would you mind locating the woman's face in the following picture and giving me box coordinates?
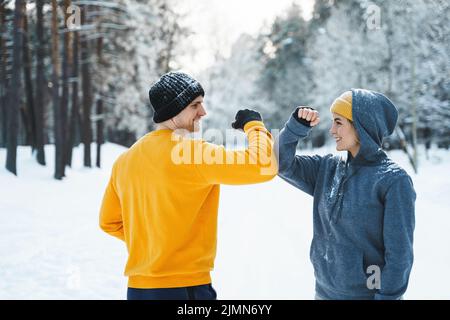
[329,113,360,157]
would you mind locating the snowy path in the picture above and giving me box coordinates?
[0,144,449,299]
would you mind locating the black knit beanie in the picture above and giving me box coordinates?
[149,71,205,123]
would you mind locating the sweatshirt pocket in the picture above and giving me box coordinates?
[310,237,367,292]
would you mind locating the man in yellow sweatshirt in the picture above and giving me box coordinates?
[99,71,277,300]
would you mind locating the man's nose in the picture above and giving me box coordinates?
[199,105,207,116]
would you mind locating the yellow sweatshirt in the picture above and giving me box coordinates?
[99,121,277,288]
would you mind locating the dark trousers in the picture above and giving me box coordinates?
[127,283,217,300]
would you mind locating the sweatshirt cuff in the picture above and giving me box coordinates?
[285,113,312,137]
[244,120,266,132]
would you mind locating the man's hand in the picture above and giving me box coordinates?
[294,107,320,127]
[232,109,263,130]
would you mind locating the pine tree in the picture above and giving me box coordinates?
[60,0,72,171]
[80,5,92,167]
[22,8,37,151]
[5,0,25,175]
[0,1,8,148]
[51,0,64,179]
[66,29,80,167]
[257,3,313,129]
[34,0,46,165]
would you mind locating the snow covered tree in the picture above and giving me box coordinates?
[306,0,449,163]
[200,34,275,132]
[257,3,314,130]
[410,0,450,148]
[99,0,191,146]
[307,1,376,146]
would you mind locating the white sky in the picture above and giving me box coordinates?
[176,0,315,74]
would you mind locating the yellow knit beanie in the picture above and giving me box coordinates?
[330,91,353,121]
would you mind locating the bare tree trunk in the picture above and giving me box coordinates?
[385,30,394,98]
[395,126,418,173]
[52,0,64,179]
[81,6,92,167]
[410,29,418,173]
[35,0,46,165]
[0,2,7,148]
[95,25,104,168]
[96,99,104,168]
[67,30,80,167]
[19,105,32,145]
[22,10,36,150]
[60,0,72,168]
[6,0,24,175]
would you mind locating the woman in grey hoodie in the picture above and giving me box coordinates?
[276,89,416,300]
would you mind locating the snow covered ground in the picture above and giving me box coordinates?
[0,143,449,299]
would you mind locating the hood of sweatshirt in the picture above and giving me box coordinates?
[350,89,398,165]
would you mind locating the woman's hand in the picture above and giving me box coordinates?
[297,107,320,127]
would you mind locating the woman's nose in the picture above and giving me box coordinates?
[329,125,335,135]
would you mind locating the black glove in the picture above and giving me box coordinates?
[293,106,315,127]
[231,109,263,130]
